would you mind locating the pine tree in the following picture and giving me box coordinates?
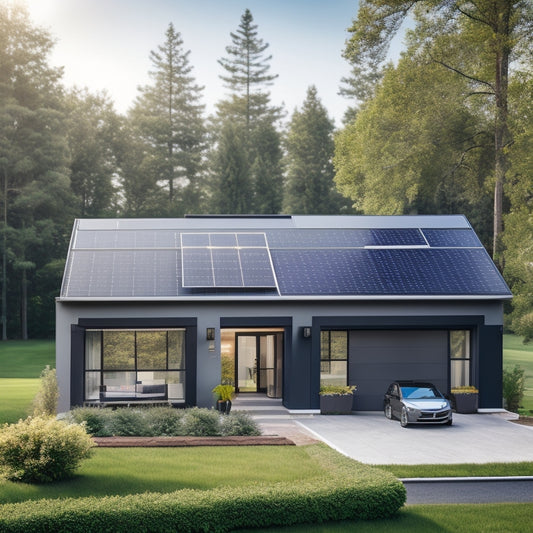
[217,8,279,135]
[0,2,74,339]
[284,87,345,214]
[130,23,206,216]
[209,121,252,214]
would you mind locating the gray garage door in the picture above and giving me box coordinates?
[349,330,448,411]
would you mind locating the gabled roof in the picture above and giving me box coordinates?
[59,215,512,301]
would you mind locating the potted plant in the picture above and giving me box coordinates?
[450,386,479,413]
[212,384,235,414]
[319,385,356,414]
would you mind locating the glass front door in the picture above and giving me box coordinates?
[236,333,282,397]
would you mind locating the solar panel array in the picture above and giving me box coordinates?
[180,233,277,288]
[61,222,511,298]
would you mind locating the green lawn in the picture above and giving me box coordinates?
[0,446,327,504]
[0,340,55,424]
[503,334,533,411]
[238,503,533,532]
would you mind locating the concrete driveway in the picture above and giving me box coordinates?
[295,412,533,464]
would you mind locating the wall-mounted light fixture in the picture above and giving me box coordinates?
[206,328,215,341]
[302,327,312,338]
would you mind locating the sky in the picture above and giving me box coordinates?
[24,0,368,126]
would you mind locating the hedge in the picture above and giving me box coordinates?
[0,445,405,532]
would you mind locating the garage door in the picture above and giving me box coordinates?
[348,330,448,411]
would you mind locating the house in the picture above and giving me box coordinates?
[56,214,511,413]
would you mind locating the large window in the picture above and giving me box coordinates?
[320,330,348,387]
[450,330,471,388]
[85,329,186,402]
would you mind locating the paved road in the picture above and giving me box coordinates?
[404,478,533,504]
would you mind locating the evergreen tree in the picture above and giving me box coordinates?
[217,8,279,135]
[65,89,120,217]
[0,2,74,339]
[284,87,345,214]
[209,121,251,214]
[213,9,283,214]
[130,23,206,216]
[251,121,284,214]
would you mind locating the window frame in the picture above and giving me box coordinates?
[84,328,186,403]
[320,329,349,387]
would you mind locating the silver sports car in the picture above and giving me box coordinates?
[384,381,453,427]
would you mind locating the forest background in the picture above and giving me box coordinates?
[0,1,531,341]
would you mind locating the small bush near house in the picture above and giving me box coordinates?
[108,408,151,437]
[0,417,94,483]
[67,408,112,437]
[181,407,221,436]
[31,366,59,418]
[503,364,525,412]
[220,410,261,436]
[0,445,406,532]
[66,406,261,437]
[146,406,185,436]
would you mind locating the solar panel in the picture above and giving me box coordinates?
[180,232,276,288]
[63,220,510,299]
[265,229,426,248]
[271,248,509,296]
[74,230,178,249]
[62,250,181,297]
[422,229,482,248]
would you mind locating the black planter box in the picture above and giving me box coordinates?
[451,393,478,414]
[320,394,354,415]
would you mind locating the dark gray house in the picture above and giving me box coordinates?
[56,215,511,414]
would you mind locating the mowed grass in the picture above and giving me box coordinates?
[375,462,533,478]
[0,445,327,504]
[238,503,533,533]
[0,340,54,424]
[503,334,533,411]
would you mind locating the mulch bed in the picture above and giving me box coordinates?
[93,436,295,447]
[512,416,533,427]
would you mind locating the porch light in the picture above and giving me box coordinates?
[303,327,312,338]
[206,327,215,341]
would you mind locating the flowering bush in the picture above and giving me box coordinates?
[0,416,94,483]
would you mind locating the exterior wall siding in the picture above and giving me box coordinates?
[56,299,504,413]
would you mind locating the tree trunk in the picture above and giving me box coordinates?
[491,3,512,267]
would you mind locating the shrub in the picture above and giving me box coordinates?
[0,445,406,531]
[31,366,59,417]
[145,407,184,436]
[221,411,261,436]
[108,409,150,437]
[0,417,94,483]
[181,407,221,436]
[66,408,112,437]
[65,406,261,437]
[503,364,526,412]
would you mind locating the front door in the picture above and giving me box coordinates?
[236,333,282,397]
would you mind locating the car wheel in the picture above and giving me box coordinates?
[384,403,393,420]
[446,418,453,426]
[400,407,409,428]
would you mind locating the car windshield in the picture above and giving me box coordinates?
[400,386,441,399]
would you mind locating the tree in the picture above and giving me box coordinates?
[502,72,533,340]
[334,52,493,242]
[217,8,279,136]
[0,2,73,339]
[251,121,284,214]
[284,87,346,215]
[342,0,532,261]
[209,121,251,214]
[130,23,206,216]
[65,89,120,217]
[213,9,283,214]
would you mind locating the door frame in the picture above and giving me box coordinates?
[234,331,283,394]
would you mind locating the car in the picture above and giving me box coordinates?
[384,381,453,427]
